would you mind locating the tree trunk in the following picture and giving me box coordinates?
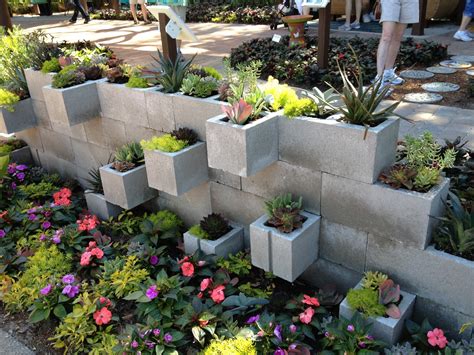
[0,0,13,31]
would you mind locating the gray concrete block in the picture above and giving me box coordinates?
[145,89,175,132]
[242,160,322,214]
[321,173,450,249]
[250,211,320,282]
[209,168,241,190]
[31,99,51,129]
[15,127,43,152]
[37,152,77,179]
[97,81,152,126]
[279,116,400,184]
[38,128,74,162]
[43,80,102,126]
[173,94,224,141]
[85,191,123,221]
[125,124,161,143]
[144,141,209,196]
[0,98,37,134]
[319,219,368,273]
[210,182,265,247]
[206,114,279,177]
[24,68,54,102]
[72,139,114,171]
[50,119,88,142]
[9,146,33,166]
[184,223,244,258]
[366,235,474,316]
[100,163,158,210]
[100,117,128,150]
[339,279,416,345]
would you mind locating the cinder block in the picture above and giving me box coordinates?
[38,128,74,162]
[209,168,241,190]
[15,127,44,152]
[31,99,51,129]
[9,146,33,166]
[24,68,54,102]
[97,81,152,126]
[125,124,161,143]
[37,152,77,179]
[279,116,400,184]
[206,114,279,177]
[173,94,224,140]
[43,80,102,126]
[72,139,113,171]
[100,163,158,210]
[339,279,416,345]
[50,119,88,142]
[145,89,175,132]
[184,222,244,258]
[85,191,123,221]
[321,173,449,249]
[366,235,474,317]
[0,98,37,134]
[83,117,127,150]
[144,141,209,196]
[242,160,322,214]
[319,219,368,273]
[250,211,320,282]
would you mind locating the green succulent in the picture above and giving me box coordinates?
[361,271,388,290]
[346,287,386,318]
[200,213,231,240]
[140,134,188,153]
[0,88,20,112]
[283,98,318,118]
[41,58,61,73]
[151,50,195,93]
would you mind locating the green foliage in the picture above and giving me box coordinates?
[86,166,104,194]
[406,132,453,171]
[264,193,304,233]
[151,50,195,93]
[189,224,210,239]
[200,213,231,240]
[361,271,388,290]
[216,251,252,276]
[18,181,57,199]
[238,282,272,299]
[3,245,72,312]
[113,142,144,171]
[203,66,223,80]
[140,134,188,153]
[102,211,143,237]
[52,66,86,89]
[41,58,61,73]
[304,87,339,117]
[171,127,199,146]
[0,88,20,112]
[346,288,386,318]
[262,76,298,112]
[125,76,148,88]
[283,97,317,118]
[180,73,218,98]
[201,337,257,355]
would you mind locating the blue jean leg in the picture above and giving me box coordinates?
[465,0,474,18]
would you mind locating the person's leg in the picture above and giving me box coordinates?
[141,3,150,23]
[354,0,362,24]
[384,22,407,70]
[70,2,79,22]
[376,21,396,77]
[130,3,138,23]
[459,15,472,31]
[339,0,352,30]
[72,0,89,20]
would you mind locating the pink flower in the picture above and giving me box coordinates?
[146,285,159,300]
[40,284,53,296]
[90,247,104,259]
[80,251,92,266]
[427,328,448,349]
[93,307,112,325]
[181,262,194,277]
[210,285,226,304]
[200,278,212,291]
[302,294,320,307]
[299,307,315,324]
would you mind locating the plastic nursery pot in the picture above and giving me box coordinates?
[282,15,313,47]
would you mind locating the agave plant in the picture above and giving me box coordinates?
[112,142,144,172]
[222,99,253,125]
[147,50,195,93]
[303,87,339,118]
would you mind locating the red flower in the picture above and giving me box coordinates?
[338,53,345,60]
[77,214,100,232]
[80,251,92,266]
[210,285,226,304]
[181,262,194,277]
[91,247,104,259]
[302,294,320,307]
[99,297,112,307]
[53,188,72,206]
[93,307,112,325]
[178,256,190,264]
[299,307,315,324]
[200,278,213,291]
[427,328,448,349]
[197,292,204,299]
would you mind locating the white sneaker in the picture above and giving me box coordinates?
[383,68,405,85]
[350,21,361,29]
[453,31,473,42]
[362,13,371,23]
[338,23,351,31]
[369,12,377,21]
[468,31,474,38]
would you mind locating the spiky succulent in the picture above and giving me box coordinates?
[362,271,388,290]
[171,128,198,146]
[149,50,195,93]
[265,194,304,233]
[112,142,144,172]
[200,213,231,240]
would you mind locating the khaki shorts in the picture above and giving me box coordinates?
[380,0,419,24]
[130,0,146,5]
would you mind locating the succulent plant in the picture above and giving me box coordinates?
[379,279,401,319]
[112,142,144,172]
[200,213,231,240]
[304,87,339,118]
[265,194,304,233]
[218,81,232,101]
[222,99,253,125]
[78,65,103,81]
[362,271,388,290]
[111,161,136,173]
[148,50,195,93]
[58,56,74,68]
[171,128,198,146]
[379,164,417,190]
[51,69,86,89]
[106,66,128,84]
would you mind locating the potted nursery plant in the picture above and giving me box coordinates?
[84,164,122,220]
[250,193,320,282]
[141,128,208,196]
[279,59,401,184]
[0,87,36,134]
[0,138,33,165]
[339,271,416,345]
[99,142,158,209]
[183,213,244,257]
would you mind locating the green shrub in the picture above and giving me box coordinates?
[147,210,183,232]
[263,76,298,111]
[189,224,210,239]
[140,134,188,153]
[346,288,386,318]
[0,88,20,112]
[125,76,148,88]
[283,98,317,118]
[216,251,252,276]
[201,338,256,355]
[41,58,61,73]
[18,181,57,199]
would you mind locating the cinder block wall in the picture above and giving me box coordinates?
[16,87,474,339]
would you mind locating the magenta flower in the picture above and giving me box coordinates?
[52,235,61,244]
[153,328,161,336]
[347,324,355,332]
[358,341,366,348]
[28,214,37,221]
[164,333,173,343]
[366,334,374,340]
[16,165,27,171]
[16,172,25,181]
[274,324,282,342]
[62,274,75,284]
[324,331,330,337]
[7,165,15,174]
[149,255,159,265]
[40,284,53,296]
[131,340,138,348]
[274,349,285,355]
[146,285,159,300]
[62,285,80,298]
[39,234,47,241]
[145,340,155,349]
[0,229,5,238]
[42,221,51,230]
[289,324,297,333]
[11,182,16,190]
[246,314,260,324]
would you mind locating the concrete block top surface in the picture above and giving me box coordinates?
[207,113,278,131]
[375,177,450,201]
[144,141,205,157]
[44,78,106,92]
[100,162,146,176]
[252,210,321,240]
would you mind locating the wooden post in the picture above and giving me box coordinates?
[454,0,466,25]
[158,13,177,63]
[0,0,13,31]
[113,0,121,14]
[411,0,427,36]
[318,2,331,69]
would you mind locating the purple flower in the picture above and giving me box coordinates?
[274,324,282,342]
[7,165,15,175]
[42,221,51,230]
[16,172,25,181]
[40,284,53,295]
[246,314,260,324]
[149,255,159,266]
[16,165,27,171]
[274,349,285,355]
[153,328,161,336]
[145,340,155,349]
[62,274,75,284]
[39,234,47,241]
[146,285,159,300]
[358,341,366,348]
[289,344,297,350]
[62,284,80,298]
[11,182,16,190]
[289,324,297,333]
[52,235,61,244]
[27,208,36,214]
[324,331,330,338]
[0,229,5,239]
[28,214,37,221]
[131,340,138,348]
[366,334,374,341]
[164,333,173,343]
[347,324,355,332]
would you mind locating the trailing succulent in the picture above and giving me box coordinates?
[112,142,144,172]
[264,193,304,233]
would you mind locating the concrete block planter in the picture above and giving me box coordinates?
[184,222,244,257]
[97,81,153,126]
[322,173,450,249]
[144,141,209,196]
[206,114,279,177]
[250,211,320,282]
[85,190,123,220]
[24,68,55,102]
[43,79,103,126]
[99,163,158,210]
[0,98,37,134]
[339,280,416,345]
[279,116,400,184]
[145,88,176,132]
[9,146,33,165]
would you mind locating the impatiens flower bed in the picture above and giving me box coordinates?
[0,162,472,354]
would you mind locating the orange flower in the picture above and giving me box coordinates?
[181,262,194,277]
[302,294,320,307]
[93,307,112,325]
